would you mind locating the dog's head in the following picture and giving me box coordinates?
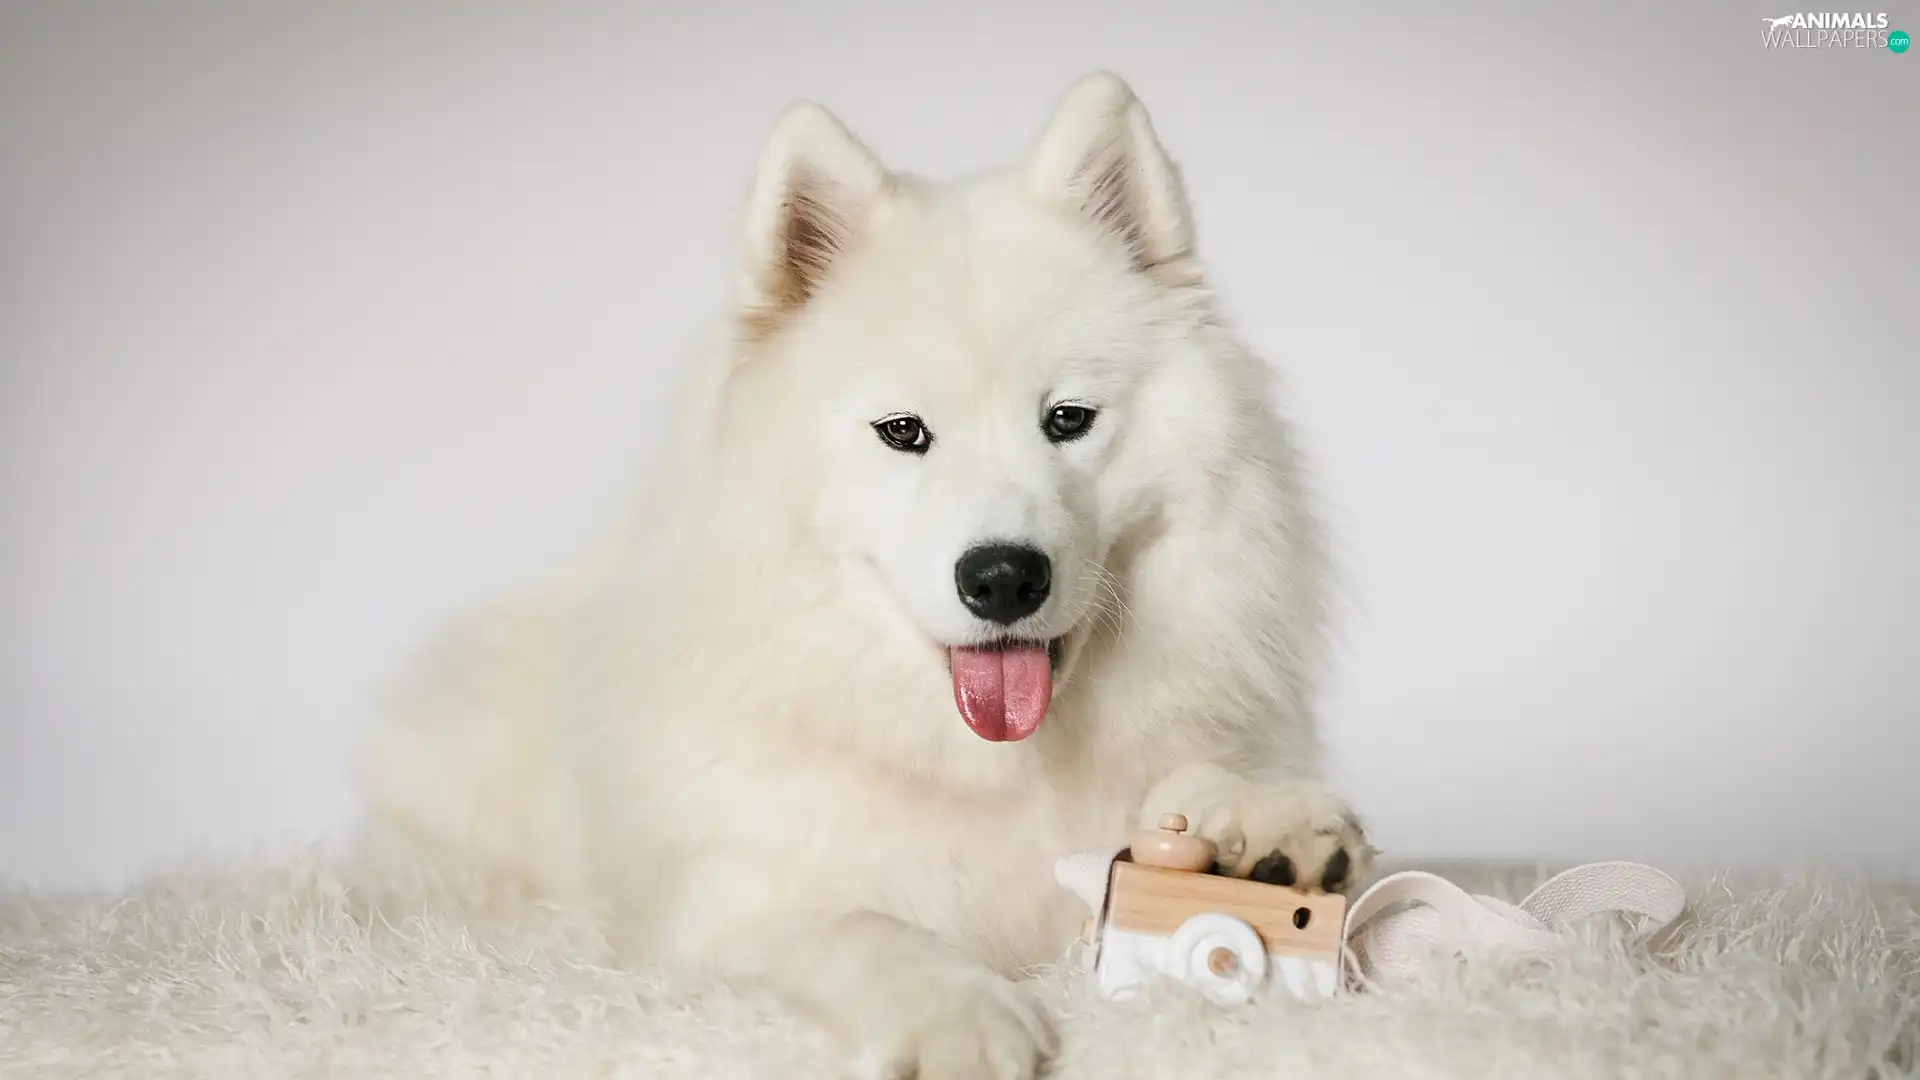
[708,73,1256,746]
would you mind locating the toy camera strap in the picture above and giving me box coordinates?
[1340,861,1688,990]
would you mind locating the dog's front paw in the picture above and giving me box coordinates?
[858,964,1053,1080]
[1156,777,1374,895]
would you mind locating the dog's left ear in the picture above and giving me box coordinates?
[1022,72,1196,279]
[733,101,892,339]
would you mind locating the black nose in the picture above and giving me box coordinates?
[955,543,1052,625]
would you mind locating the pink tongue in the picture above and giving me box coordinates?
[949,645,1052,742]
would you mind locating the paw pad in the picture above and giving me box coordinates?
[1248,852,1297,886]
[1319,848,1352,893]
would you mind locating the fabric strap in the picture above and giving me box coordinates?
[1342,861,1688,989]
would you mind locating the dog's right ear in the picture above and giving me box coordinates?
[731,102,891,340]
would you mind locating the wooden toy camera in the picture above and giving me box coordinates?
[1054,814,1348,1005]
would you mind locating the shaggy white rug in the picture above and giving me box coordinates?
[1,849,1914,1080]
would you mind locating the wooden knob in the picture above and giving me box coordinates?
[1131,814,1217,872]
[1207,946,1239,977]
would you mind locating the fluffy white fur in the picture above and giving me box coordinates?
[350,71,1373,1078]
[3,852,1914,1079]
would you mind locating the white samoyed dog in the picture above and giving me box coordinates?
[354,71,1374,1080]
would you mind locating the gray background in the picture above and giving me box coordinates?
[3,2,1915,890]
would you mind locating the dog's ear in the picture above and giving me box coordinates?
[1022,72,1197,281]
[732,102,891,339]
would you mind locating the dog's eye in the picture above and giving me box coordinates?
[1044,404,1097,443]
[873,413,932,454]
